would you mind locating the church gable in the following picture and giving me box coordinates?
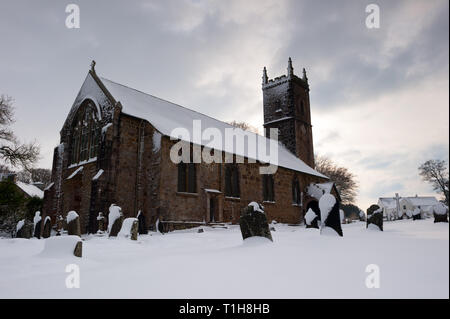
[61,69,117,143]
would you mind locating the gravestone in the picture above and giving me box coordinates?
[137,211,148,235]
[366,204,380,216]
[97,212,106,233]
[67,211,81,237]
[412,208,422,220]
[74,241,82,258]
[433,205,448,223]
[305,208,319,229]
[33,211,42,239]
[42,217,52,238]
[320,195,343,237]
[16,220,33,239]
[359,210,366,222]
[108,204,123,237]
[367,208,383,231]
[56,215,64,236]
[118,218,139,240]
[239,202,273,242]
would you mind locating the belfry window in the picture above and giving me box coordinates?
[70,101,100,165]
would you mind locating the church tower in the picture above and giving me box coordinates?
[262,58,315,168]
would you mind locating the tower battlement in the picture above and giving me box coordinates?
[262,58,315,168]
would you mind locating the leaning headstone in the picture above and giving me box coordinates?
[137,211,148,235]
[33,211,42,239]
[305,208,319,229]
[239,202,273,241]
[15,219,33,239]
[73,241,82,257]
[433,205,448,223]
[319,194,343,237]
[367,208,383,231]
[118,218,139,240]
[56,215,64,236]
[96,212,106,233]
[412,208,422,220]
[42,216,52,238]
[108,204,123,237]
[66,211,81,237]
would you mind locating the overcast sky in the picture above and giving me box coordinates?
[0,0,448,209]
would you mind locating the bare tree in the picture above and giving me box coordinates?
[315,155,358,204]
[418,159,449,205]
[227,120,260,134]
[0,95,39,170]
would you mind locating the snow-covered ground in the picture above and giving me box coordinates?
[0,219,448,299]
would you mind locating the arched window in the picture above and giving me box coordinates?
[225,164,240,198]
[263,174,275,202]
[70,101,100,165]
[292,177,301,205]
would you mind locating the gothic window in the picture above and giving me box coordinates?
[292,177,301,205]
[263,174,275,202]
[225,164,240,198]
[178,162,197,193]
[70,100,100,165]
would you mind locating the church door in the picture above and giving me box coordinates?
[210,198,216,222]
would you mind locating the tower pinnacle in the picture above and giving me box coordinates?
[302,67,308,82]
[287,57,294,77]
[262,67,268,85]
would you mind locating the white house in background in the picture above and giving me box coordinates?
[378,196,400,221]
[378,194,443,220]
[399,196,442,219]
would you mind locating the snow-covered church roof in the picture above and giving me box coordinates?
[98,76,327,179]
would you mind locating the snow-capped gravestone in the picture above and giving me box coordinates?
[433,205,448,223]
[96,212,106,233]
[108,204,123,237]
[305,208,319,229]
[40,236,82,258]
[359,210,366,222]
[405,210,413,219]
[66,211,81,237]
[137,211,148,235]
[366,207,383,231]
[33,211,42,239]
[239,202,273,242]
[118,218,139,240]
[15,219,33,239]
[56,215,64,236]
[319,194,343,237]
[412,208,422,220]
[42,216,52,238]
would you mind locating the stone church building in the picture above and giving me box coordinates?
[43,59,335,233]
